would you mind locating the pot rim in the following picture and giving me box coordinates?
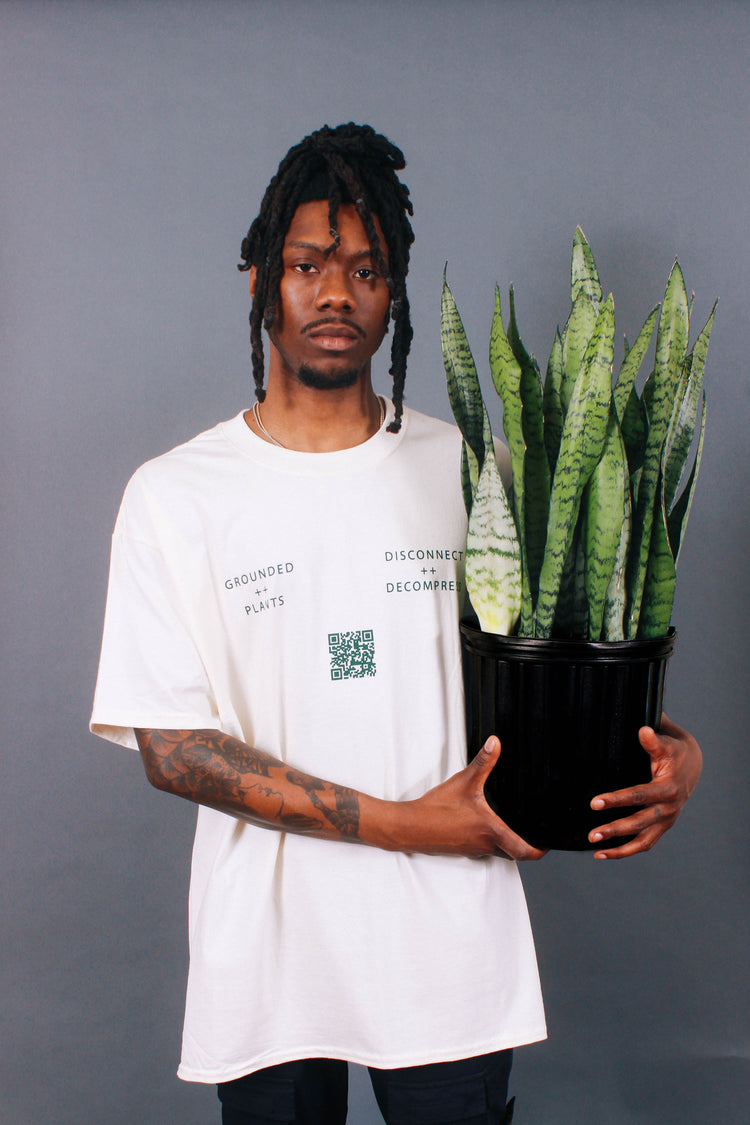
[459,617,677,663]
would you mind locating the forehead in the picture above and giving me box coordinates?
[284,199,387,254]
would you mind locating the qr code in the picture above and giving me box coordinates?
[328,630,376,681]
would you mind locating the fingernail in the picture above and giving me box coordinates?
[591,832,603,842]
[591,799,605,810]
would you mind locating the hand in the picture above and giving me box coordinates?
[587,715,702,859]
[383,736,547,861]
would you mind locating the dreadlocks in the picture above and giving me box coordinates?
[238,123,415,433]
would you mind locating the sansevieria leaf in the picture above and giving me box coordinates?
[584,405,628,640]
[543,329,564,474]
[441,274,492,512]
[506,286,550,612]
[442,230,714,643]
[490,286,550,632]
[639,479,677,638]
[602,449,632,642]
[561,290,598,414]
[619,384,649,479]
[625,261,690,637]
[554,517,588,638]
[662,301,716,513]
[571,226,602,308]
[465,451,522,635]
[612,305,660,424]
[667,392,706,564]
[535,295,615,637]
[489,287,526,590]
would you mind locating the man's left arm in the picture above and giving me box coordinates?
[586,715,702,859]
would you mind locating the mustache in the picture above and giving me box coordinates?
[301,317,366,339]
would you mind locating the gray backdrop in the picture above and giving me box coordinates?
[2,2,748,1122]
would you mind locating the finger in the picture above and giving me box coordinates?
[493,825,548,862]
[592,770,681,811]
[589,805,674,849]
[638,724,675,759]
[591,823,667,859]
[590,783,653,811]
[469,735,502,779]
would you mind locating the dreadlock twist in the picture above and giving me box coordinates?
[238,123,415,432]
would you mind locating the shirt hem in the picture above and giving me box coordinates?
[176,1024,548,1084]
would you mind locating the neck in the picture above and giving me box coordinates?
[245,374,385,452]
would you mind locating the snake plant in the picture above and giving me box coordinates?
[443,228,715,640]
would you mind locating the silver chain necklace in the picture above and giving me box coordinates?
[252,397,385,449]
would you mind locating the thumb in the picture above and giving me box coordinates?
[470,735,502,779]
[638,724,668,759]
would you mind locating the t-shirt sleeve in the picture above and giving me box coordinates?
[90,498,220,750]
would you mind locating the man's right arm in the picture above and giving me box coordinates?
[135,728,545,861]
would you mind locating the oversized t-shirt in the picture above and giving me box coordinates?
[91,401,546,1083]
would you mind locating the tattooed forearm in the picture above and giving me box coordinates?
[135,728,362,843]
[301,779,360,838]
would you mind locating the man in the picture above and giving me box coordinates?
[91,124,701,1124]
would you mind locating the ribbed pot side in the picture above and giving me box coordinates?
[460,620,676,851]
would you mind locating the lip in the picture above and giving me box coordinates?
[307,324,362,351]
[308,324,360,339]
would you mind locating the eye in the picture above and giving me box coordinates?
[354,267,378,280]
[293,261,318,274]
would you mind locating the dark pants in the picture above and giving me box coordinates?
[217,1050,514,1124]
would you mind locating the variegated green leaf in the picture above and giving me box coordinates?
[612,305,660,424]
[662,301,716,512]
[561,289,598,413]
[441,274,492,511]
[465,451,522,635]
[554,515,588,638]
[625,262,690,637]
[535,295,615,638]
[642,367,656,421]
[585,406,628,640]
[571,226,602,308]
[620,384,649,479]
[489,286,530,628]
[506,287,550,611]
[667,391,706,564]
[639,479,676,638]
[460,441,473,514]
[602,444,632,642]
[544,329,564,474]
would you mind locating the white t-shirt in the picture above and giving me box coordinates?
[91,401,546,1083]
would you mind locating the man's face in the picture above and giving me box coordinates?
[259,199,392,390]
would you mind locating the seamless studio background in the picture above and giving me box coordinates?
[2,2,749,1122]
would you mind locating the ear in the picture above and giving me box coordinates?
[248,265,257,299]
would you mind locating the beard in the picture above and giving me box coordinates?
[295,363,362,390]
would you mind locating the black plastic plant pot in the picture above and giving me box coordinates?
[460,619,676,851]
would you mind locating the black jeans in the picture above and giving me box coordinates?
[217,1049,514,1124]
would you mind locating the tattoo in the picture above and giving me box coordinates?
[135,728,361,842]
[283,768,359,837]
[286,768,325,791]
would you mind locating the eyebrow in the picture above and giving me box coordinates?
[285,240,376,262]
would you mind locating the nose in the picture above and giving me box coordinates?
[315,265,355,312]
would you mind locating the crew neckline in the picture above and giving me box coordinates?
[220,398,407,476]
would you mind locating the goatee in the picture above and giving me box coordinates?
[296,364,361,391]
